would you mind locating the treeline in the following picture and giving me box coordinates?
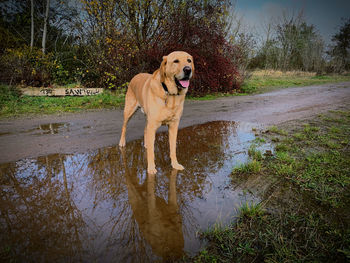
[0,0,349,96]
[248,12,350,73]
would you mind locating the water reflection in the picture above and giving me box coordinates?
[0,121,263,262]
[0,154,84,262]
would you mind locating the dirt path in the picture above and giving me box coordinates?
[1,82,349,164]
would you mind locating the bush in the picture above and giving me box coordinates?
[0,47,54,86]
[142,1,242,96]
[0,46,81,86]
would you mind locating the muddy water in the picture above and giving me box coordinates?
[0,121,271,262]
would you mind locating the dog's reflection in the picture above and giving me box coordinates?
[120,148,184,260]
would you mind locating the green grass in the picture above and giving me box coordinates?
[232,160,262,174]
[0,85,124,118]
[267,125,288,135]
[241,72,350,94]
[247,144,263,161]
[195,210,350,263]
[191,110,350,262]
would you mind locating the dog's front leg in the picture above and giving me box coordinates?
[146,121,160,174]
[169,121,184,170]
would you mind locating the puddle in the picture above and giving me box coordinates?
[0,123,72,136]
[30,122,70,135]
[0,121,272,262]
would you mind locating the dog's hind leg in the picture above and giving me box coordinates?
[119,89,138,147]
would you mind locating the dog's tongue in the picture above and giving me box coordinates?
[179,80,190,88]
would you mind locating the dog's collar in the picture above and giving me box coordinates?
[161,82,181,96]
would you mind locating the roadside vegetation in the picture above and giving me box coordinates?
[190,110,350,262]
[2,71,349,118]
[241,70,350,94]
[0,85,125,118]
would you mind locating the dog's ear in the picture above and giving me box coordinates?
[160,56,167,82]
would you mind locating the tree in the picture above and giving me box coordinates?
[328,18,350,72]
[42,0,50,54]
[250,10,325,72]
[30,0,34,50]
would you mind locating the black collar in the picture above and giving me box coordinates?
[162,82,181,96]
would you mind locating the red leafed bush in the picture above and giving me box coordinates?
[143,1,243,96]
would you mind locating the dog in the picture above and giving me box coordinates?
[119,51,194,174]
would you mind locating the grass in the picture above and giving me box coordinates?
[241,70,350,94]
[195,209,349,263]
[232,159,262,174]
[0,85,124,118]
[191,110,350,262]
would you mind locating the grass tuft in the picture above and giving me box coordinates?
[238,202,265,219]
[232,160,262,175]
[248,144,263,161]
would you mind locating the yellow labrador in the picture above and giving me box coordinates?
[119,51,194,174]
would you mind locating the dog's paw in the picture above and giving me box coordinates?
[119,140,126,147]
[172,162,184,171]
[147,166,157,174]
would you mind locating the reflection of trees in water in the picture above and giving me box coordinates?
[0,121,239,262]
[0,154,84,262]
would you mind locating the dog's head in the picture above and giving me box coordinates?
[159,51,194,95]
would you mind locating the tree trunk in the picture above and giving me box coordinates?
[30,0,34,50]
[42,0,50,54]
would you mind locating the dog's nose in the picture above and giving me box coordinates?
[183,66,191,76]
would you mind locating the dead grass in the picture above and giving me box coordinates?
[252,69,317,77]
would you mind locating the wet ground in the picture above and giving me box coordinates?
[1,83,350,262]
[0,82,349,163]
[1,121,272,262]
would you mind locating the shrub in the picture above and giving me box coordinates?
[0,47,59,86]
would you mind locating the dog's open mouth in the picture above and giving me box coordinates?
[175,77,190,89]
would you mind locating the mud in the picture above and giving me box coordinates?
[0,82,349,163]
[1,121,271,262]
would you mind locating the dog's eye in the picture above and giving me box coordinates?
[173,59,179,63]
[187,59,192,63]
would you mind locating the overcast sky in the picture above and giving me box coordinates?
[234,0,350,44]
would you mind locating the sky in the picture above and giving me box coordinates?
[234,0,350,44]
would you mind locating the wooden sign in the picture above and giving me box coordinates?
[20,87,104,96]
